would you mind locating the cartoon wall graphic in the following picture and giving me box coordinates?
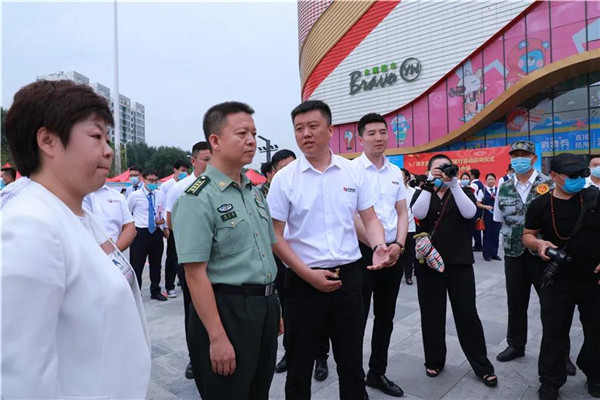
[449,61,487,122]
[391,114,410,145]
[506,38,550,86]
[343,130,354,150]
[572,18,600,53]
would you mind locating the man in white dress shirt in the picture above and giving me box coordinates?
[124,165,143,198]
[83,184,135,252]
[267,100,391,400]
[352,113,408,398]
[586,154,600,188]
[161,159,191,298]
[165,141,211,379]
[127,168,168,301]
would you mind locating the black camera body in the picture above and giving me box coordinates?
[438,163,459,178]
[542,248,573,288]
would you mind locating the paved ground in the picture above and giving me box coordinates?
[140,249,589,400]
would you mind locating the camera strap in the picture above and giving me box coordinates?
[431,191,452,238]
[560,187,599,252]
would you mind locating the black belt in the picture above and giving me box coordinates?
[212,283,276,296]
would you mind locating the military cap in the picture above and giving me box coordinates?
[509,140,535,155]
[550,153,590,177]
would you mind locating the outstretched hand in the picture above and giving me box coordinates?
[368,244,392,270]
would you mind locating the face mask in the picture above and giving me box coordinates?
[147,183,159,191]
[511,157,533,175]
[0,180,5,189]
[130,176,140,185]
[178,172,188,180]
[460,179,470,187]
[560,176,586,194]
[591,166,600,178]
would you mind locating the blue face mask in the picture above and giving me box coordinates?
[147,183,159,191]
[511,157,533,175]
[434,178,447,189]
[0,180,5,189]
[460,179,470,187]
[591,166,600,178]
[130,176,140,185]
[178,172,188,180]
[560,176,586,194]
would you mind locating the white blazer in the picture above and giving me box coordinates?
[1,181,151,399]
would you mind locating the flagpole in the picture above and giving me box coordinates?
[113,0,122,174]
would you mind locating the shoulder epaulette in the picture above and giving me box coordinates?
[185,176,210,196]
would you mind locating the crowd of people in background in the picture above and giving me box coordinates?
[2,79,600,400]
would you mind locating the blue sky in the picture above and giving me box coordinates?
[2,1,302,168]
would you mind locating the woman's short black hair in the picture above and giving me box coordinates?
[4,80,113,176]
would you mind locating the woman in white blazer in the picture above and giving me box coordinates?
[1,80,151,399]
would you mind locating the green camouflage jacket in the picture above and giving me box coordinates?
[497,172,553,257]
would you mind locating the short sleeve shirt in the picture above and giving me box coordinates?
[525,188,600,275]
[171,164,277,285]
[83,185,134,243]
[267,152,375,268]
[165,173,198,214]
[352,154,406,243]
[411,187,477,265]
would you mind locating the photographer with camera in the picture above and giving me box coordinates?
[411,154,497,387]
[523,153,600,400]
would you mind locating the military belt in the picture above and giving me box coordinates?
[212,283,276,296]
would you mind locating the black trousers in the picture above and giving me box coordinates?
[403,233,417,280]
[360,243,403,377]
[177,263,192,358]
[482,218,501,259]
[130,227,164,295]
[188,292,280,400]
[415,263,494,377]
[165,232,178,291]
[285,262,365,400]
[504,251,544,348]
[539,274,600,388]
[274,255,288,352]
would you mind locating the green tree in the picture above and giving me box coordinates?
[1,108,15,167]
[149,146,189,178]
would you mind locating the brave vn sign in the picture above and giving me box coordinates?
[349,58,421,96]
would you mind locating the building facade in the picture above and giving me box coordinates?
[299,0,600,159]
[37,71,146,144]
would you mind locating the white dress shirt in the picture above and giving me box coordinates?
[493,170,538,222]
[352,153,406,243]
[124,182,142,198]
[267,152,375,268]
[476,186,498,202]
[405,186,416,232]
[166,173,198,214]
[0,176,30,210]
[1,181,151,398]
[159,177,177,208]
[585,176,600,188]
[83,185,134,243]
[127,185,165,229]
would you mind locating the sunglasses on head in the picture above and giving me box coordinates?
[565,168,590,179]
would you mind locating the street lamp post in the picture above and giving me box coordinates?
[112,0,122,174]
[257,135,272,162]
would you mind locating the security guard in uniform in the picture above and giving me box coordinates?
[172,101,281,400]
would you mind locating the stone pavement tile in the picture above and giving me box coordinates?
[441,371,529,400]
[269,358,339,399]
[146,382,180,400]
[519,385,539,400]
[154,351,192,377]
[152,341,173,359]
[390,329,468,368]
[384,353,469,399]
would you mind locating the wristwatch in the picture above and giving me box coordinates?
[391,241,405,254]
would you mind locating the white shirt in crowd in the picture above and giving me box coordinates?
[493,170,538,222]
[470,179,482,196]
[124,182,142,198]
[166,173,198,214]
[352,153,406,243]
[127,185,165,229]
[267,151,375,268]
[83,185,134,243]
[405,185,416,232]
[0,176,30,210]
[159,176,177,208]
[476,186,498,202]
[585,176,600,188]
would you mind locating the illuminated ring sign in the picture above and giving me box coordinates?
[400,57,421,82]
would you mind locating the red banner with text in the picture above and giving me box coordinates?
[403,146,511,179]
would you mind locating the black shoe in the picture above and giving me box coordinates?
[366,373,404,397]
[406,278,413,285]
[491,256,502,261]
[185,362,194,379]
[484,256,492,262]
[588,381,600,398]
[275,353,287,373]
[496,345,525,362]
[151,292,168,301]
[565,355,576,376]
[314,358,328,381]
[473,246,483,252]
[538,384,558,400]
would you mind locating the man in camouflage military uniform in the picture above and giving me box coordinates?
[259,161,273,197]
[493,141,570,365]
[172,101,281,400]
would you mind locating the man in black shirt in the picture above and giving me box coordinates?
[411,154,497,387]
[523,153,600,400]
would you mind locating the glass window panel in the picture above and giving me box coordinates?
[553,88,589,112]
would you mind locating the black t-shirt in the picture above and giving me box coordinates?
[411,187,476,265]
[525,187,600,277]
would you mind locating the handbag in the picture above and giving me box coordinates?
[475,218,485,231]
